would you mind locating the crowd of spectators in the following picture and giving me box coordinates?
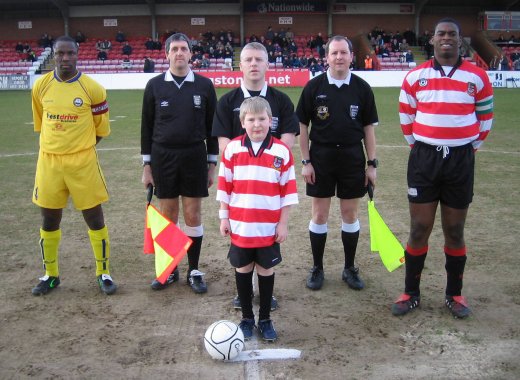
[14,41,38,62]
[493,34,520,71]
[494,34,520,44]
[92,31,137,60]
[96,38,112,60]
[514,57,520,71]
[368,27,418,56]
[37,33,54,50]
[144,37,162,51]
[154,28,237,69]
[490,53,520,71]
[189,29,235,68]
[22,25,520,73]
[246,27,328,70]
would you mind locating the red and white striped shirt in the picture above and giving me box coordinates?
[216,134,298,248]
[399,58,493,149]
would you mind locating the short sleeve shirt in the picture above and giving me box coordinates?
[212,82,299,140]
[296,71,378,145]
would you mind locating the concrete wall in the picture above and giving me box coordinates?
[0,3,482,42]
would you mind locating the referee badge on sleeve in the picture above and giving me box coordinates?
[193,95,202,109]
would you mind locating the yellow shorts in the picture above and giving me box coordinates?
[33,148,109,210]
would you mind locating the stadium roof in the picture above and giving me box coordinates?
[0,0,519,18]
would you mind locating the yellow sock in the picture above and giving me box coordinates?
[39,228,61,277]
[88,226,110,276]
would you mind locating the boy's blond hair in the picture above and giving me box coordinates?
[239,96,272,123]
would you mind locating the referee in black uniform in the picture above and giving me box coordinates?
[212,41,299,310]
[141,32,218,294]
[296,35,379,291]
[212,42,299,151]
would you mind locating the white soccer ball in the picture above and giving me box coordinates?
[204,320,245,361]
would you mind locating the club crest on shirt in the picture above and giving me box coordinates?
[350,105,359,119]
[419,78,428,87]
[467,82,476,96]
[193,95,202,108]
[316,105,329,120]
[272,156,283,171]
[73,97,83,107]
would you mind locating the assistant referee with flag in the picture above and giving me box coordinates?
[141,32,218,294]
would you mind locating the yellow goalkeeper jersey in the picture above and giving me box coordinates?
[32,70,110,154]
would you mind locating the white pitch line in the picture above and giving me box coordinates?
[1,145,518,159]
[98,147,139,152]
[0,146,139,158]
[231,348,302,362]
[244,336,260,380]
[0,152,37,158]
[378,144,520,155]
[245,355,260,380]
[240,334,301,380]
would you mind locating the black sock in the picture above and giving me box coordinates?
[258,273,275,321]
[310,231,327,269]
[236,271,254,319]
[342,230,359,269]
[187,236,202,273]
[404,251,427,297]
[445,254,467,296]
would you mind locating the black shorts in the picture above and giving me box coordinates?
[407,141,474,209]
[228,243,282,269]
[151,142,209,199]
[307,142,367,199]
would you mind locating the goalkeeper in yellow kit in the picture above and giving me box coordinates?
[31,36,117,295]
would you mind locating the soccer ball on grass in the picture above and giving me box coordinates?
[204,320,245,360]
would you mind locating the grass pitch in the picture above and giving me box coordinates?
[1,86,518,281]
[0,85,519,378]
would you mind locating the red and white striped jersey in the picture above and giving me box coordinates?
[399,58,493,149]
[217,134,298,248]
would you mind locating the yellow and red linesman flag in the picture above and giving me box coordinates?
[144,204,192,284]
[367,186,405,272]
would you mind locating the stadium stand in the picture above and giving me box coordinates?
[62,36,236,73]
[0,40,49,74]
[0,27,499,75]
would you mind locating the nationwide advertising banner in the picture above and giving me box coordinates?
[244,1,327,13]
